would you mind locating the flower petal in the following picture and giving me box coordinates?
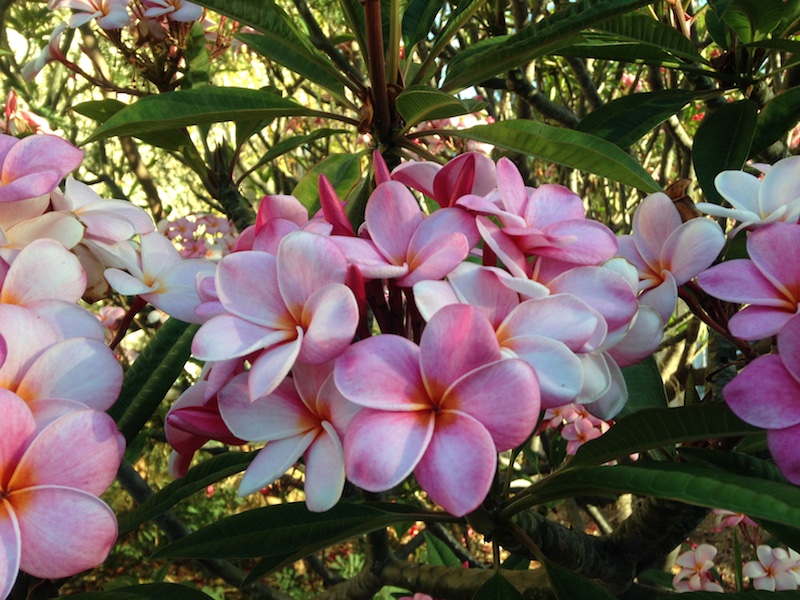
[0,500,21,600]
[365,182,423,265]
[304,422,345,512]
[299,283,358,364]
[768,422,800,485]
[238,431,317,496]
[724,355,800,429]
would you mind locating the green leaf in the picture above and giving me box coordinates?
[423,530,462,567]
[524,462,800,528]
[72,99,193,152]
[594,12,708,64]
[241,128,348,178]
[750,86,800,157]
[442,0,656,91]
[109,319,198,445]
[292,153,364,214]
[544,560,615,600]
[692,99,757,205]
[720,0,784,43]
[571,404,757,467]
[558,38,686,68]
[65,583,215,599]
[448,120,660,192]
[577,90,700,148]
[237,30,346,98]
[152,501,442,560]
[471,570,523,600]
[616,356,669,419]
[182,22,210,88]
[402,0,444,50]
[396,85,486,128]
[679,447,786,482]
[82,88,324,144]
[117,452,255,536]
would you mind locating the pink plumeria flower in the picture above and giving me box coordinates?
[743,545,800,591]
[142,0,202,22]
[723,313,800,484]
[0,393,124,599]
[698,222,800,339]
[105,231,216,324]
[22,23,68,81]
[712,509,757,529]
[52,0,130,29]
[698,156,800,236]
[672,544,724,593]
[335,304,540,517]
[218,361,359,512]
[618,192,725,323]
[191,231,359,400]
[333,181,478,288]
[0,134,83,204]
[561,416,609,455]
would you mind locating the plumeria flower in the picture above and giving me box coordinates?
[723,313,800,484]
[561,415,609,455]
[104,231,216,323]
[335,304,540,517]
[142,0,202,22]
[22,23,68,81]
[618,192,725,323]
[191,231,359,400]
[672,544,724,593]
[712,508,757,529]
[0,393,124,599]
[697,156,800,236]
[0,134,83,204]
[698,222,800,339]
[218,361,359,512]
[51,0,130,29]
[743,545,800,591]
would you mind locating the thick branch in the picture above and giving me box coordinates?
[564,56,603,110]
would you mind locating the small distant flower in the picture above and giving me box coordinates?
[142,0,202,22]
[22,23,67,81]
[561,416,609,455]
[673,544,724,593]
[743,545,800,591]
[713,509,757,529]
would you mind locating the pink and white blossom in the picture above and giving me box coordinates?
[743,545,800,591]
[672,544,724,593]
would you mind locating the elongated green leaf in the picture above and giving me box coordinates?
[396,86,486,128]
[679,447,786,482]
[524,462,800,527]
[110,319,198,445]
[545,560,615,600]
[721,0,784,43]
[572,405,757,466]
[442,0,656,91]
[423,530,462,567]
[616,356,669,418]
[152,501,443,559]
[66,583,214,599]
[558,38,682,66]
[750,86,800,157]
[692,100,757,205]
[402,0,444,50]
[237,30,346,97]
[292,152,364,213]
[117,452,255,536]
[577,90,700,148]
[83,88,324,144]
[241,127,348,178]
[448,120,660,192]
[472,570,523,600]
[72,99,194,152]
[594,12,707,64]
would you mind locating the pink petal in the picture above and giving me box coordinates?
[0,305,60,392]
[748,223,800,301]
[304,422,345,512]
[344,408,434,491]
[139,231,182,279]
[239,430,317,496]
[292,360,335,413]
[778,314,800,382]
[608,305,664,367]
[7,212,84,250]
[330,236,407,280]
[0,391,35,488]
[0,135,83,202]
[10,486,116,578]
[143,260,216,323]
[534,219,618,264]
[724,355,800,429]
[16,338,122,411]
[414,410,496,516]
[523,184,586,226]
[26,300,105,341]
[496,157,528,216]
[419,304,502,400]
[640,272,679,324]
[277,232,348,322]
[298,283,358,364]
[502,336,582,408]
[476,217,529,278]
[215,251,287,327]
[661,218,724,285]
[441,358,539,449]
[632,193,683,272]
[498,294,599,351]
[697,260,786,306]
[318,176,354,236]
[11,410,123,496]
[0,500,21,600]
[575,353,612,404]
[191,314,294,361]
[365,181,423,264]
[768,422,800,485]
[411,280,460,322]
[583,354,627,419]
[1,239,85,304]
[729,305,796,340]
[714,170,761,214]
[397,232,468,288]
[105,268,154,296]
[759,156,800,216]
[248,336,303,400]
[391,161,440,199]
[446,263,520,327]
[407,207,479,257]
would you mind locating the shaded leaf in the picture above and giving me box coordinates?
[117,452,255,536]
[442,0,656,91]
[577,90,700,148]
[109,319,198,445]
[720,0,784,43]
[572,404,757,467]
[472,570,523,600]
[396,86,486,128]
[750,86,800,157]
[423,530,462,568]
[545,559,615,600]
[448,120,660,192]
[402,0,444,50]
[616,355,669,418]
[83,88,324,144]
[292,153,364,214]
[692,99,757,205]
[595,12,708,63]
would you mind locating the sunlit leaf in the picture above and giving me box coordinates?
[402,0,444,50]
[692,99,757,205]
[396,86,486,128]
[240,128,348,180]
[594,12,708,63]
[447,120,660,192]
[292,152,364,214]
[182,22,210,88]
[572,405,757,467]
